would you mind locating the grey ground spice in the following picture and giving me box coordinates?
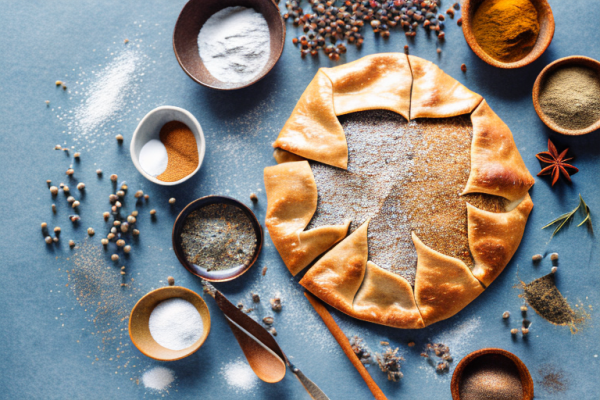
[537,364,569,394]
[180,203,257,271]
[459,354,523,400]
[524,273,575,325]
[539,66,600,130]
[308,111,506,285]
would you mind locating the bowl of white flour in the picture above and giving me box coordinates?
[173,0,285,90]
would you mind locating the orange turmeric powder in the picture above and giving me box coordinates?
[157,121,199,182]
[472,0,540,63]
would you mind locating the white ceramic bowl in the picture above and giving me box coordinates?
[130,106,206,186]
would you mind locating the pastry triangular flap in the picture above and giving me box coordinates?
[272,70,348,169]
[413,233,484,326]
[265,161,350,276]
[468,194,533,287]
[299,220,369,315]
[352,261,425,329]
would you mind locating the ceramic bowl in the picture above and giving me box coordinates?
[129,286,211,361]
[532,56,600,135]
[172,196,263,282]
[172,0,285,90]
[451,348,534,400]
[462,0,554,69]
[130,106,205,186]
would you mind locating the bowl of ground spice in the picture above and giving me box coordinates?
[131,106,205,185]
[172,196,263,282]
[173,0,285,90]
[462,0,554,69]
[451,348,534,400]
[533,56,600,135]
[129,285,211,361]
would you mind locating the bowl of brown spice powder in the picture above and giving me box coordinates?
[533,56,600,135]
[451,348,534,400]
[462,0,555,69]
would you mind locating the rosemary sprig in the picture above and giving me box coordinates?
[542,194,593,237]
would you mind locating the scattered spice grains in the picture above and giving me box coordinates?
[523,273,578,326]
[179,203,257,272]
[537,364,569,394]
[459,354,523,400]
[376,345,404,381]
[308,111,506,284]
[349,336,372,365]
[422,342,452,372]
[156,121,199,182]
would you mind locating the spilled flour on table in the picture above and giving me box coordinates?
[220,359,258,392]
[142,366,175,391]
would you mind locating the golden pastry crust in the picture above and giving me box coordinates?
[322,53,412,119]
[272,71,348,169]
[264,161,349,276]
[463,100,536,202]
[264,54,534,329]
[299,220,370,315]
[412,233,485,327]
[408,55,483,119]
[468,194,534,287]
[353,261,425,329]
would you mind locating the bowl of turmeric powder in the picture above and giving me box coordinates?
[131,106,206,186]
[462,0,555,69]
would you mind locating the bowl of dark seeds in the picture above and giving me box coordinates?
[172,196,263,282]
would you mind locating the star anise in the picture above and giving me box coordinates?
[536,139,578,186]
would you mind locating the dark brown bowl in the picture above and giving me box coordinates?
[462,0,554,69]
[173,0,285,90]
[172,195,263,282]
[533,56,600,135]
[451,348,534,400]
[129,286,211,361]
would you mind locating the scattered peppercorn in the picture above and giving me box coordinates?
[131,210,139,217]
[134,190,143,198]
[461,63,467,72]
[111,254,119,262]
[127,216,136,224]
[457,17,462,26]
[69,240,75,247]
[521,327,529,336]
[150,209,156,216]
[532,254,543,262]
[404,45,409,54]
[250,193,258,202]
[262,266,268,276]
[270,297,282,311]
[121,223,129,233]
[550,252,559,261]
[66,168,74,176]
[63,186,70,194]
[54,144,62,150]
[103,212,110,221]
[70,215,80,223]
[67,196,75,204]
[72,201,80,209]
[41,222,47,230]
[45,236,53,244]
[45,100,50,106]
[144,194,149,200]
[252,293,260,303]
[50,186,59,196]
[54,227,61,235]
[511,328,518,335]
[53,237,59,243]
[237,302,244,310]
[101,238,109,246]
[132,229,140,236]
[87,227,95,236]
[169,198,176,205]
[116,239,125,247]
[116,190,125,197]
[503,311,510,319]
[521,305,528,313]
[551,266,557,274]
[107,233,116,240]
[167,276,175,286]
[96,169,103,176]
[77,183,85,190]
[110,174,118,182]
[124,245,131,253]
[116,134,124,143]
[263,316,274,325]
[74,152,80,159]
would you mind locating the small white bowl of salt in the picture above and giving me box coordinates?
[130,106,205,186]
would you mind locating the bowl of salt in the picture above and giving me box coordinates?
[173,0,285,90]
[129,284,211,361]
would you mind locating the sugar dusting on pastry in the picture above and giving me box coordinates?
[308,110,507,285]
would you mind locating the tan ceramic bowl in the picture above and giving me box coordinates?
[533,56,600,135]
[462,0,554,69]
[129,286,211,361]
[173,0,285,90]
[451,348,534,400]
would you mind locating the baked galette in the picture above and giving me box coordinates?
[264,54,534,329]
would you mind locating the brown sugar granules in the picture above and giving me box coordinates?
[524,273,575,325]
[308,110,506,285]
[459,354,523,400]
[157,121,199,182]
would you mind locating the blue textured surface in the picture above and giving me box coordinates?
[1,1,599,399]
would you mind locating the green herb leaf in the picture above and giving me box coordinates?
[576,194,593,233]
[542,194,593,237]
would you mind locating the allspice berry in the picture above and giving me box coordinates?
[270,297,282,312]
[87,227,95,236]
[252,293,260,303]
[167,276,175,286]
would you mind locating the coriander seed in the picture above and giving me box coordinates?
[121,222,129,233]
[120,270,126,275]
[110,227,117,234]
[77,183,85,190]
[551,266,557,274]
[250,193,258,202]
[124,245,131,253]
[63,186,69,194]
[111,254,119,262]
[103,212,110,221]
[144,194,149,200]
[66,168,74,176]
[116,190,125,197]
[167,276,175,286]
[127,216,136,224]
[107,233,115,240]
[503,311,510,319]
[52,204,56,213]
[169,198,176,205]
[109,194,117,203]
[96,169,102,176]
[115,201,122,208]
[150,209,156,216]
[54,226,61,234]
[72,200,80,208]
[70,215,80,223]
[521,327,529,335]
[263,316,274,325]
[114,220,121,226]
[101,238,109,246]
[50,186,59,195]
[53,237,59,243]
[116,134,124,143]
[67,196,75,204]
[110,174,118,182]
[111,206,117,213]
[134,190,143,198]
[74,152,80,159]
[132,229,139,236]
[69,240,75,247]
[116,239,125,247]
[511,328,518,335]
[550,252,559,261]
[532,254,542,262]
[520,305,528,312]
[41,222,47,230]
[45,236,53,244]
[54,144,61,150]
[131,210,138,217]
[87,227,95,236]
[120,183,128,191]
